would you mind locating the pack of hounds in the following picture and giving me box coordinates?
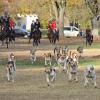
[6,45,97,88]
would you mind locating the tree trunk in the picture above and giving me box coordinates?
[51,0,66,36]
[58,8,65,36]
[91,17,99,36]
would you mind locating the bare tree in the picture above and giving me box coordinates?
[85,0,99,36]
[51,0,67,36]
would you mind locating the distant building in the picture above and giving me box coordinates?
[15,14,38,30]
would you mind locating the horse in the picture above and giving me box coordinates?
[47,28,59,44]
[0,21,15,48]
[86,33,93,46]
[29,29,41,46]
[0,25,9,47]
[85,27,93,46]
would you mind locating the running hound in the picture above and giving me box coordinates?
[45,66,56,86]
[67,52,78,82]
[8,52,16,72]
[30,49,37,63]
[44,53,52,66]
[77,46,83,57]
[54,46,61,61]
[6,61,15,82]
[62,45,69,55]
[57,55,67,72]
[84,65,97,87]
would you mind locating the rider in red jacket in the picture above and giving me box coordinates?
[9,17,14,29]
[51,20,57,30]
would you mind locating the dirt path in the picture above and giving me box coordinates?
[0,49,100,58]
[17,65,100,72]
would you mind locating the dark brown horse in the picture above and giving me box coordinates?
[47,28,59,44]
[29,29,42,46]
[86,34,93,46]
[0,17,15,48]
[85,27,93,46]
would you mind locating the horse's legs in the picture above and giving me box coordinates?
[6,38,9,48]
[86,40,87,46]
[89,40,92,46]
[29,38,31,43]
[9,38,12,44]
[1,40,4,46]
[54,38,57,44]
[35,38,38,46]
[32,38,35,46]
[86,38,88,46]
[57,35,59,42]
[53,35,57,44]
[38,38,41,44]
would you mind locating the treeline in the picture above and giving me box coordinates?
[0,0,100,29]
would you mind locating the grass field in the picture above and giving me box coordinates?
[0,55,100,68]
[0,37,100,100]
[0,67,100,100]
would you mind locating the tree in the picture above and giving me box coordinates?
[85,0,99,36]
[51,0,67,36]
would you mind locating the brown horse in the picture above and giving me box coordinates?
[29,29,41,46]
[47,28,59,44]
[86,33,93,46]
[85,27,93,46]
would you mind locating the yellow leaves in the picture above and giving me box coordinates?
[67,0,82,7]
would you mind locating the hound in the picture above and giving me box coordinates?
[62,45,69,55]
[6,61,15,82]
[67,53,78,82]
[57,55,67,72]
[77,46,83,57]
[8,52,16,72]
[84,65,97,87]
[72,52,79,64]
[45,66,56,86]
[44,53,52,66]
[54,46,61,61]
[30,49,37,63]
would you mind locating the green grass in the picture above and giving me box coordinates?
[0,59,44,68]
[79,58,100,67]
[64,42,100,50]
[0,57,100,69]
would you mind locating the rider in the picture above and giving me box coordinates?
[4,16,10,32]
[48,20,52,33]
[34,19,41,34]
[9,17,14,30]
[51,19,57,34]
[35,19,40,29]
[30,20,35,38]
[9,17,15,41]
